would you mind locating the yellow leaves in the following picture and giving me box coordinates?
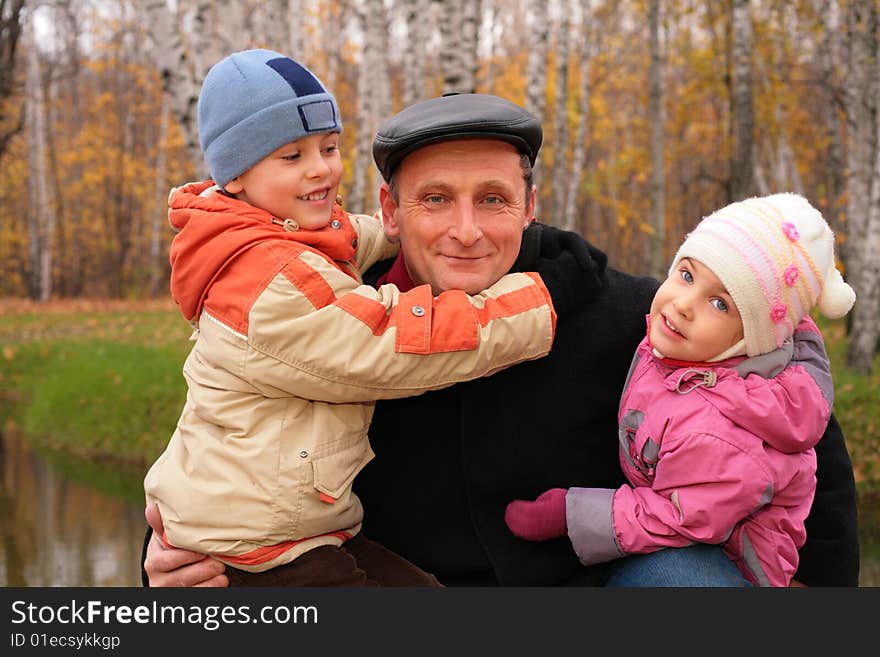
[3,345,14,361]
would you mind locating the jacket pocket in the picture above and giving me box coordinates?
[312,438,375,501]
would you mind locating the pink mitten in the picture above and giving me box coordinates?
[504,488,568,541]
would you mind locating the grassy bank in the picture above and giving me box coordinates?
[1,298,879,519]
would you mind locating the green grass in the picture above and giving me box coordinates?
[0,303,193,487]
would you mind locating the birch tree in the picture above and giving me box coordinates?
[550,3,571,225]
[730,0,754,201]
[436,0,479,93]
[845,0,880,372]
[843,0,876,300]
[144,0,244,177]
[0,0,25,159]
[402,0,430,105]
[815,0,845,233]
[648,0,666,279]
[562,2,591,233]
[348,0,388,214]
[25,3,53,301]
[525,1,550,209]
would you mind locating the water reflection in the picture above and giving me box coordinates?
[0,429,144,587]
[0,426,876,587]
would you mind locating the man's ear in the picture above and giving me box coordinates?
[525,185,537,226]
[379,183,401,241]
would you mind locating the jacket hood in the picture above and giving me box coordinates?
[167,181,357,322]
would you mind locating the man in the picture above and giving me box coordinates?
[144,93,859,587]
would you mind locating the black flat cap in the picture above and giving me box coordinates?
[372,93,543,182]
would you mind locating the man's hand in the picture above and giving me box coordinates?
[505,488,569,541]
[144,503,229,587]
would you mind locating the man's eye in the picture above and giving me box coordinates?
[425,195,445,204]
[711,298,729,313]
[482,195,504,204]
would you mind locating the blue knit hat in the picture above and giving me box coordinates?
[198,49,342,188]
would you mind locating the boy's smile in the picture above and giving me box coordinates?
[224,132,343,230]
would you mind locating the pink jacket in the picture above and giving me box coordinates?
[565,317,831,586]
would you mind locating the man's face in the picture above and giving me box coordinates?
[379,139,535,295]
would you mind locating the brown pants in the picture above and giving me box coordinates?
[224,533,443,587]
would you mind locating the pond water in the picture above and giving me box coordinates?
[0,429,145,586]
[0,428,876,587]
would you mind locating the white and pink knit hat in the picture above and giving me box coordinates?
[670,193,856,359]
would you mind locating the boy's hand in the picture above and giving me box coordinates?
[144,503,228,587]
[504,488,569,541]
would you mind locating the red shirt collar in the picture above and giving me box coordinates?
[377,252,417,292]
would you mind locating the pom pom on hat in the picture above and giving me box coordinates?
[670,193,855,358]
[818,265,857,319]
[198,49,342,188]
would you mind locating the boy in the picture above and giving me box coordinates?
[144,50,574,586]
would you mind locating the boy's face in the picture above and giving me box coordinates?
[649,257,744,363]
[224,132,343,230]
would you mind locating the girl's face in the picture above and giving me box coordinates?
[224,132,343,230]
[649,257,744,363]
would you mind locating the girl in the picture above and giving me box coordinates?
[504,193,856,587]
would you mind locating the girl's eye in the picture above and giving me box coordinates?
[711,298,729,313]
[324,144,338,154]
[680,269,694,284]
[283,153,301,161]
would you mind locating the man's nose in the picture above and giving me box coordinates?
[448,204,483,246]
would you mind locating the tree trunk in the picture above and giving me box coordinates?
[525,1,549,212]
[150,95,170,298]
[551,4,571,225]
[145,0,236,179]
[403,0,430,105]
[817,0,845,235]
[846,0,880,373]
[0,0,25,159]
[843,0,877,315]
[25,5,53,302]
[730,0,754,201]
[648,0,667,280]
[563,3,592,233]
[349,0,386,214]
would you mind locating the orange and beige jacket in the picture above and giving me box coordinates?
[144,181,557,572]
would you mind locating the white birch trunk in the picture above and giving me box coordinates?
[731,0,754,201]
[150,96,171,297]
[403,0,430,104]
[648,0,667,280]
[562,2,591,233]
[145,0,240,179]
[843,0,877,310]
[525,1,550,212]
[25,6,53,302]
[847,0,880,372]
[349,0,383,214]
[551,4,571,225]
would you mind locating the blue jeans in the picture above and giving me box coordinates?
[602,544,752,587]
